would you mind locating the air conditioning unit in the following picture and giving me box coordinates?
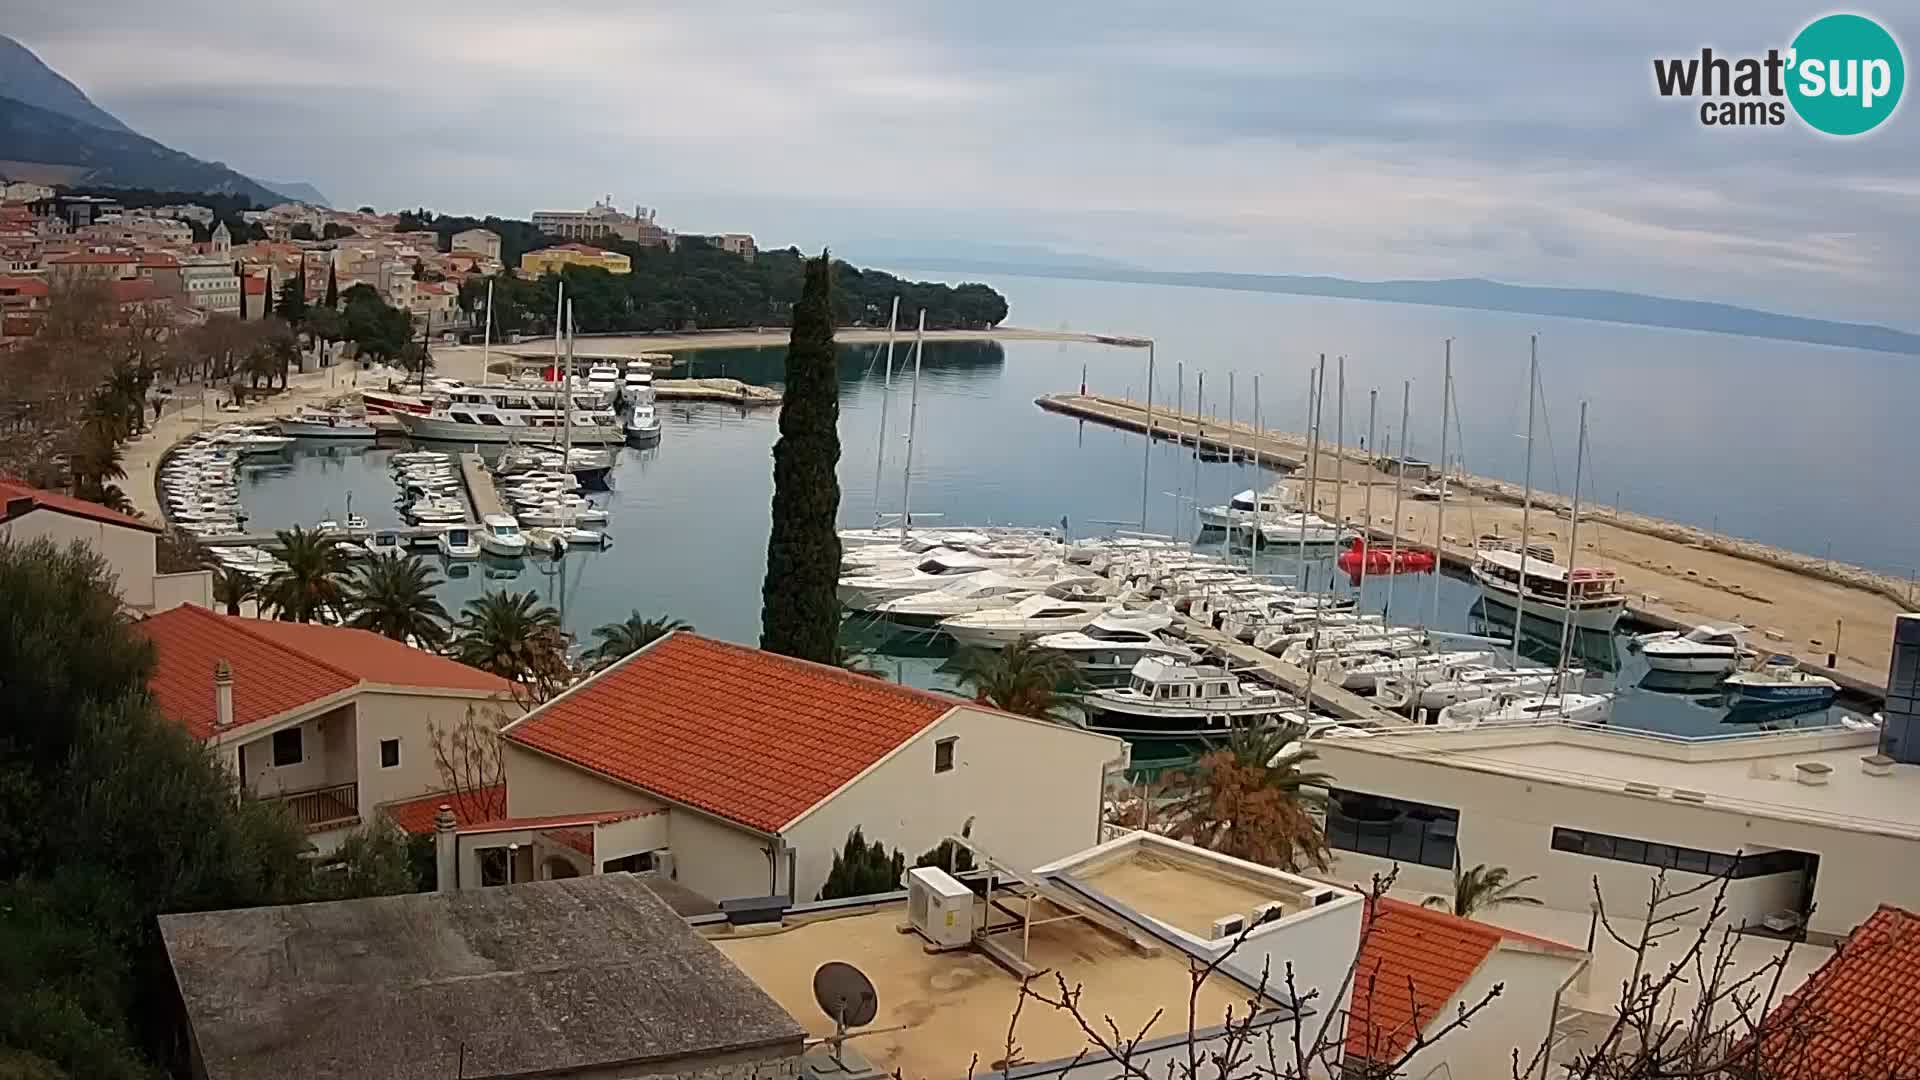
[651,850,675,879]
[1210,914,1247,940]
[905,866,976,950]
[1252,901,1288,926]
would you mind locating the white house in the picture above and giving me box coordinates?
[1,478,209,612]
[494,631,1132,904]
[136,605,517,852]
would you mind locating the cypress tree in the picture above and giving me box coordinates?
[234,261,247,320]
[263,268,275,317]
[759,252,842,663]
[324,262,339,309]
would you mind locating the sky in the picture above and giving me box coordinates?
[12,1,1918,326]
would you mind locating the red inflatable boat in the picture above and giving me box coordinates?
[1337,536,1436,580]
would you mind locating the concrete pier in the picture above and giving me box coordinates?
[654,378,781,407]
[459,453,504,520]
[1176,620,1409,725]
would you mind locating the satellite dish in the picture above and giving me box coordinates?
[813,961,879,1029]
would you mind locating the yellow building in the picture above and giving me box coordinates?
[520,243,632,277]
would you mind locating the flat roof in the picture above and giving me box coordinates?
[160,876,803,1080]
[1316,725,1917,839]
[711,904,1254,1080]
[1073,848,1295,938]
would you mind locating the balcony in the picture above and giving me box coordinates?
[268,781,360,833]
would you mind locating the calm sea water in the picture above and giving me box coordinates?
[231,275,1901,739]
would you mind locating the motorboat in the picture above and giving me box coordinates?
[874,573,1106,626]
[1198,486,1294,529]
[1033,608,1198,684]
[1079,656,1297,741]
[479,513,529,557]
[365,529,409,560]
[836,552,1025,609]
[1321,649,1499,693]
[275,409,376,439]
[1723,657,1839,709]
[1377,665,1565,712]
[1436,689,1615,727]
[405,500,467,525]
[437,525,481,559]
[624,399,662,442]
[1633,623,1751,674]
[1470,538,1626,632]
[586,362,621,398]
[1252,514,1347,547]
[204,429,294,455]
[518,501,610,527]
[343,512,369,535]
[938,592,1123,650]
[622,366,655,403]
[524,525,612,550]
[837,525,1056,549]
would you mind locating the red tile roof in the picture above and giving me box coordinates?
[136,606,510,740]
[106,278,158,305]
[0,476,158,533]
[1754,905,1920,1079]
[1345,898,1579,1063]
[242,276,267,295]
[381,785,509,834]
[455,808,656,835]
[140,253,180,268]
[0,276,49,298]
[504,632,958,833]
[48,250,136,265]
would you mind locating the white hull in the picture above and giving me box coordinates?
[277,418,376,439]
[480,537,528,557]
[1643,651,1739,674]
[393,413,624,445]
[943,619,1089,649]
[1474,579,1625,632]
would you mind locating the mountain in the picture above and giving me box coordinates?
[903,261,1920,356]
[0,34,130,134]
[260,180,330,207]
[0,94,283,204]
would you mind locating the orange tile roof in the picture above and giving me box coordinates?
[1345,898,1578,1063]
[381,784,508,834]
[49,250,137,264]
[0,276,49,297]
[0,476,158,532]
[504,632,958,833]
[136,606,510,740]
[455,808,657,835]
[1754,905,1920,1079]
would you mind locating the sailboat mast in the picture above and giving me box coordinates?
[1295,362,1321,568]
[1384,380,1410,621]
[552,282,564,386]
[1139,341,1155,532]
[872,296,899,519]
[1192,371,1203,532]
[1226,372,1235,469]
[1356,389,1377,600]
[1332,357,1345,592]
[1250,375,1262,580]
[1512,335,1539,664]
[563,300,575,459]
[1555,402,1589,706]
[898,309,926,541]
[1429,339,1451,630]
[480,279,494,387]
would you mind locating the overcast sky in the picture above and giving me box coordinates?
[14,2,1918,325]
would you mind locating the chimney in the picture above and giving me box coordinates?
[434,804,458,892]
[213,659,234,731]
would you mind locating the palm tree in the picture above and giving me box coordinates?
[262,525,349,623]
[451,589,571,701]
[1424,859,1543,918]
[587,612,689,670]
[956,638,1081,721]
[1168,721,1333,872]
[68,423,126,499]
[343,555,449,648]
[211,567,258,617]
[91,484,136,515]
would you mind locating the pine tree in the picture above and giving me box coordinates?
[323,262,339,309]
[759,251,842,663]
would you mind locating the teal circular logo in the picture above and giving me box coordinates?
[1787,14,1904,135]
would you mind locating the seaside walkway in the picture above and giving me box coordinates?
[1042,392,1903,695]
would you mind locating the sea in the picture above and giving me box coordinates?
[228,273,1909,744]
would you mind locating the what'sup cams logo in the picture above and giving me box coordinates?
[1654,13,1904,134]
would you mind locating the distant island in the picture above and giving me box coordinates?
[894,261,1920,356]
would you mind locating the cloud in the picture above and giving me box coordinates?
[11,1,1917,324]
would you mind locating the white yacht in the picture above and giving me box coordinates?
[275,409,376,439]
[1436,689,1615,727]
[1723,657,1839,709]
[877,574,1107,626]
[525,525,611,550]
[1376,665,1565,712]
[517,500,610,527]
[1253,514,1347,547]
[391,384,623,445]
[837,552,1027,609]
[1633,623,1751,674]
[479,513,529,557]
[1198,486,1294,529]
[1320,649,1498,694]
[1080,656,1299,741]
[1471,539,1626,632]
[365,529,408,560]
[586,362,621,399]
[205,428,294,455]
[622,365,655,401]
[437,525,481,560]
[938,591,1127,649]
[1033,609,1197,683]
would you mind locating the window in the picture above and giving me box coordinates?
[934,737,957,773]
[379,739,400,769]
[1550,828,1811,879]
[602,851,655,874]
[1326,788,1459,869]
[478,847,510,887]
[271,727,303,767]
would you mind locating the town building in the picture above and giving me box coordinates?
[520,242,632,277]
[493,631,1130,905]
[45,249,139,284]
[158,875,807,1080]
[1308,715,1919,938]
[1750,903,1920,1077]
[533,199,673,246]
[711,830,1380,1080]
[1,479,209,611]
[694,233,757,260]
[1,180,54,201]
[450,227,501,261]
[136,252,184,296]
[134,605,516,852]
[180,259,241,315]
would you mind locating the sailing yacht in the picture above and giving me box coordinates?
[1435,689,1614,727]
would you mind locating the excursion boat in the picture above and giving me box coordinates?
[1079,656,1300,741]
[437,525,481,560]
[360,388,432,416]
[390,384,623,445]
[275,409,376,439]
[204,428,294,455]
[1470,538,1626,632]
[1633,623,1752,674]
[1033,609,1198,684]
[1723,657,1839,709]
[478,513,530,558]
[1197,486,1294,529]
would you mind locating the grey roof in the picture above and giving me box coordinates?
[159,875,805,1080]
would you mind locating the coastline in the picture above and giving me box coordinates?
[449,325,1147,364]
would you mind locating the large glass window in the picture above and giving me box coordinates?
[1550,827,1809,879]
[1325,787,1459,869]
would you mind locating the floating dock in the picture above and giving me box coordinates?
[654,378,781,407]
[458,453,503,520]
[1042,391,1902,696]
[1176,620,1409,726]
